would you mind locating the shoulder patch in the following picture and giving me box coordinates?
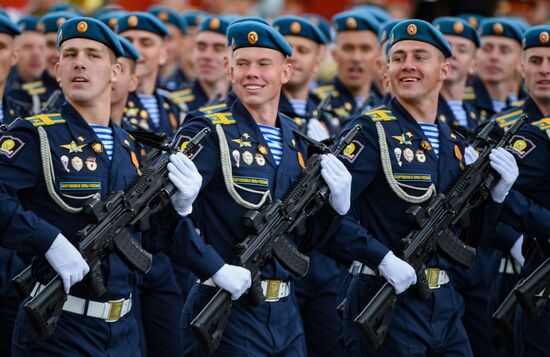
[338,140,364,163]
[531,118,550,131]
[463,86,476,100]
[21,80,46,95]
[198,103,228,115]
[175,135,203,160]
[204,112,235,125]
[25,113,65,127]
[364,109,396,122]
[495,109,523,129]
[169,89,195,104]
[0,135,26,159]
[312,85,338,100]
[508,135,536,158]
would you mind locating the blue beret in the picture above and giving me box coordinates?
[457,14,484,30]
[352,5,392,24]
[17,16,41,33]
[332,11,380,34]
[198,16,230,36]
[57,17,124,57]
[181,11,207,27]
[227,21,292,57]
[149,6,187,34]
[522,25,550,50]
[117,12,170,38]
[230,17,270,26]
[96,11,126,31]
[303,14,333,43]
[117,35,140,60]
[479,18,523,44]
[0,14,21,36]
[273,16,326,45]
[389,19,453,58]
[504,16,530,33]
[94,6,124,19]
[40,12,78,34]
[433,17,480,47]
[378,19,400,44]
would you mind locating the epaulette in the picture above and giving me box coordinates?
[364,108,396,122]
[169,88,195,104]
[198,102,229,115]
[531,118,550,131]
[21,80,46,96]
[203,111,235,125]
[24,113,65,126]
[495,109,523,129]
[312,84,338,99]
[510,100,524,107]
[463,86,476,100]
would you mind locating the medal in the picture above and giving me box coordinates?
[60,140,86,153]
[61,155,70,172]
[232,150,240,167]
[91,142,103,153]
[258,145,268,156]
[420,140,432,151]
[454,144,463,161]
[403,148,414,163]
[242,151,253,165]
[71,156,83,171]
[394,147,402,166]
[86,157,97,171]
[255,153,265,166]
[415,149,426,163]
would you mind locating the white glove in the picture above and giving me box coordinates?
[211,264,252,300]
[378,251,417,294]
[320,154,352,215]
[464,145,479,165]
[168,152,203,217]
[510,235,525,267]
[489,148,519,203]
[307,118,330,141]
[45,234,89,294]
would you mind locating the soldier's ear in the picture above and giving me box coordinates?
[281,57,293,84]
[129,74,139,92]
[111,62,121,84]
[158,45,168,67]
[11,47,19,66]
[54,62,61,84]
[440,60,451,81]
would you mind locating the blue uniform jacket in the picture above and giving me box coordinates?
[157,67,190,92]
[123,91,181,137]
[0,103,177,300]
[437,94,480,130]
[172,99,336,282]
[278,90,335,135]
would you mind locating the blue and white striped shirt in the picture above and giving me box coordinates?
[447,100,468,128]
[137,94,160,129]
[90,124,114,160]
[258,124,283,165]
[418,123,439,156]
[0,101,3,124]
[289,99,307,117]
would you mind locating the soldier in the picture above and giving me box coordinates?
[175,20,352,356]
[337,20,518,356]
[179,11,206,83]
[498,25,550,356]
[469,19,524,122]
[149,6,190,91]
[169,16,232,112]
[0,15,23,124]
[110,35,139,127]
[0,17,199,355]
[117,12,181,136]
[312,11,381,128]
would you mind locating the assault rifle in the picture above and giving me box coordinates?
[354,116,526,348]
[15,128,210,339]
[493,257,550,333]
[190,123,362,353]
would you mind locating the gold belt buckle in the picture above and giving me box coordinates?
[426,268,440,289]
[106,299,124,322]
[264,280,281,302]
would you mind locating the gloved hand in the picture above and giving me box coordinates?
[307,118,330,141]
[510,235,525,267]
[45,234,89,294]
[378,251,417,294]
[168,152,203,217]
[464,145,479,165]
[489,148,519,203]
[211,264,252,300]
[320,154,352,215]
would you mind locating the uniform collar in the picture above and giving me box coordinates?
[522,95,544,123]
[471,75,496,113]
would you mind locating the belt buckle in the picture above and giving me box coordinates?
[426,268,440,289]
[106,299,124,322]
[265,280,281,302]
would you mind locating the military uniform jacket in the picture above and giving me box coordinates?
[6,72,64,118]
[157,67,190,92]
[0,103,175,300]
[437,94,480,130]
[123,91,181,137]
[278,90,334,134]
[173,99,330,282]
[500,98,550,274]
[333,98,502,269]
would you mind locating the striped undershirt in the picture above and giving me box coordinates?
[492,100,506,113]
[446,100,468,128]
[418,123,440,156]
[89,124,114,160]
[289,99,307,117]
[0,101,3,124]
[137,94,160,129]
[258,124,283,165]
